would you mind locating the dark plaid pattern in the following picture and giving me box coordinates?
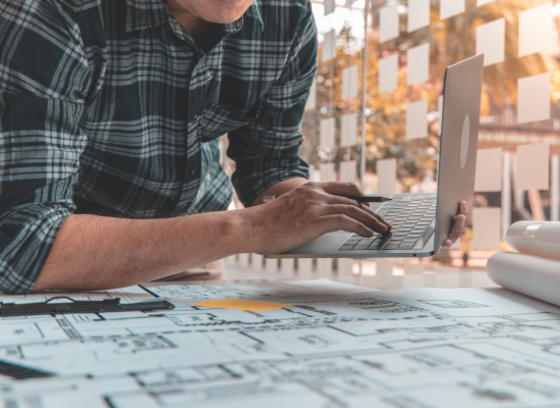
[0,0,317,293]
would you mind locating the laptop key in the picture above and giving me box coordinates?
[368,241,386,250]
[398,243,415,250]
[384,244,400,250]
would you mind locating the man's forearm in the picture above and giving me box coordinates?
[33,211,248,292]
[34,178,308,292]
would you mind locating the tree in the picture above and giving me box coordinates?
[302,0,560,192]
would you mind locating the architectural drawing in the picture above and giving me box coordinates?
[3,281,560,406]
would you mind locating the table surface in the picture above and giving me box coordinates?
[1,279,559,407]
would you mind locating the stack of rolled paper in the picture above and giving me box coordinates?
[487,221,560,307]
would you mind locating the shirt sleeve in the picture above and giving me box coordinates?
[0,0,90,293]
[227,2,318,208]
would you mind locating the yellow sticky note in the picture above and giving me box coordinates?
[191,299,293,312]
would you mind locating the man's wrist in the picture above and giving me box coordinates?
[217,208,256,255]
[232,206,267,255]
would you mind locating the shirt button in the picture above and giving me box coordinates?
[191,166,198,175]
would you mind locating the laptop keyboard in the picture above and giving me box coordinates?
[337,193,437,252]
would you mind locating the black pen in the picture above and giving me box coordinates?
[263,195,392,203]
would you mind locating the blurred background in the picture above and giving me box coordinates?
[219,0,560,289]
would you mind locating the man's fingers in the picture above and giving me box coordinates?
[319,181,364,197]
[460,201,469,224]
[442,239,453,249]
[366,204,393,231]
[323,195,393,231]
[320,214,375,238]
[320,204,389,233]
[445,214,466,246]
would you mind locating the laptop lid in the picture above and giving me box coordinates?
[433,54,484,255]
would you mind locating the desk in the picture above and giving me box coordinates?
[1,279,559,407]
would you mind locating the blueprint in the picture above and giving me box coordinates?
[3,280,560,407]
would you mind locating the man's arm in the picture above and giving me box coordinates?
[34,181,391,291]
[35,211,245,291]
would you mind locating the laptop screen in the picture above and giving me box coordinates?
[434,54,484,255]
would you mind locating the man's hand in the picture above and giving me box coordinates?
[442,201,469,249]
[243,182,392,255]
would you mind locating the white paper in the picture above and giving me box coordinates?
[322,29,336,62]
[305,79,316,111]
[476,18,505,66]
[8,281,560,406]
[518,73,551,124]
[516,143,550,191]
[320,117,335,147]
[380,5,399,43]
[324,0,335,16]
[503,221,560,261]
[377,158,397,194]
[472,207,501,250]
[487,251,560,308]
[440,0,465,20]
[342,65,358,100]
[406,100,428,140]
[345,0,358,6]
[339,160,357,183]
[320,162,335,182]
[340,113,357,147]
[519,3,552,57]
[407,43,429,86]
[477,0,494,5]
[378,53,399,93]
[408,0,430,32]
[474,147,502,192]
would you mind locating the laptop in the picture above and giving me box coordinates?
[269,54,484,259]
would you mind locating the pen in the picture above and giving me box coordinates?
[263,195,392,203]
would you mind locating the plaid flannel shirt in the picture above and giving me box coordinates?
[0,0,317,293]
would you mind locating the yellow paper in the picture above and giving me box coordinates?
[191,299,293,312]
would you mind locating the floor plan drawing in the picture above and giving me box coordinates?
[2,280,560,407]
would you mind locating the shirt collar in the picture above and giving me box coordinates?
[229,2,264,35]
[126,0,264,34]
[126,0,169,32]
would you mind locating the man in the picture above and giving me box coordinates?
[0,0,467,294]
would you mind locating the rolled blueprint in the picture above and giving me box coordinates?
[487,251,560,307]
[504,221,560,261]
